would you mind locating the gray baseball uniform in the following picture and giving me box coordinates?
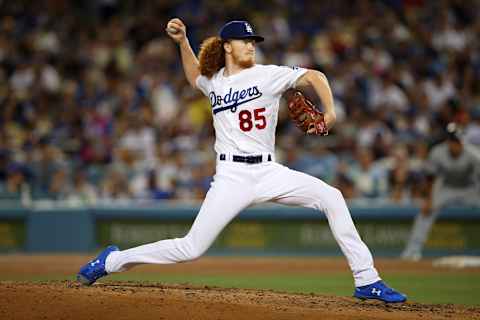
[402,141,479,259]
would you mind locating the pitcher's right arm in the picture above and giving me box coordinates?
[166,18,200,88]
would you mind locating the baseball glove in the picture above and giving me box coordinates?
[287,91,328,135]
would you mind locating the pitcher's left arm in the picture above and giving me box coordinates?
[295,70,336,130]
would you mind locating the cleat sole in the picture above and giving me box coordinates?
[76,274,93,286]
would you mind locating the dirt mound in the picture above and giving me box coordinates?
[1,281,479,320]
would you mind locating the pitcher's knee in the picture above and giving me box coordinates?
[318,185,344,201]
[186,246,206,261]
[317,186,347,213]
[177,236,208,261]
[330,187,344,200]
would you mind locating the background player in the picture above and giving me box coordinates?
[77,18,406,303]
[402,124,480,260]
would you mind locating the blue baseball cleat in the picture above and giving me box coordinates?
[354,280,407,303]
[77,245,119,286]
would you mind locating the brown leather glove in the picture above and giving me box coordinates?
[287,91,328,135]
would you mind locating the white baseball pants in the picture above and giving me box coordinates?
[106,161,380,287]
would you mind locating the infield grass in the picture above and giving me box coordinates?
[107,272,480,306]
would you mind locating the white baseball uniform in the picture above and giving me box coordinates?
[105,64,380,287]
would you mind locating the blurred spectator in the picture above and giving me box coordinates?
[371,73,409,113]
[423,74,455,111]
[100,167,132,200]
[408,141,430,199]
[347,147,388,198]
[388,163,413,204]
[48,167,69,200]
[117,114,156,169]
[379,144,416,204]
[30,140,68,199]
[128,167,174,201]
[0,163,26,200]
[151,72,180,127]
[65,170,98,205]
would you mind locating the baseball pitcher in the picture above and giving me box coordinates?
[77,19,406,303]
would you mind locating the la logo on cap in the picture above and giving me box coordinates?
[244,22,253,34]
[219,20,264,42]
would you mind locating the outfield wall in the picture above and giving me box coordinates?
[0,204,479,256]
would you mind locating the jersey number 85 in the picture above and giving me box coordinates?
[239,107,266,132]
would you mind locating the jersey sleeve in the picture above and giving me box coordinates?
[195,75,211,96]
[267,65,308,96]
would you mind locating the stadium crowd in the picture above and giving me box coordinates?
[0,0,479,205]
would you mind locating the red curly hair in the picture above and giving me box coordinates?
[198,36,225,78]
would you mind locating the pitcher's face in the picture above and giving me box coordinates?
[226,39,256,68]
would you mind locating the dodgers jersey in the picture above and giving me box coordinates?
[196,64,307,155]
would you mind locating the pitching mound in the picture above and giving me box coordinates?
[1,281,479,320]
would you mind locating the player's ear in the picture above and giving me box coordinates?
[223,41,232,54]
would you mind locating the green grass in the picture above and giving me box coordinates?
[108,272,480,306]
[4,272,479,306]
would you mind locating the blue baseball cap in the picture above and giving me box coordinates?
[219,21,264,42]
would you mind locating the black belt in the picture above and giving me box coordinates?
[220,154,272,164]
